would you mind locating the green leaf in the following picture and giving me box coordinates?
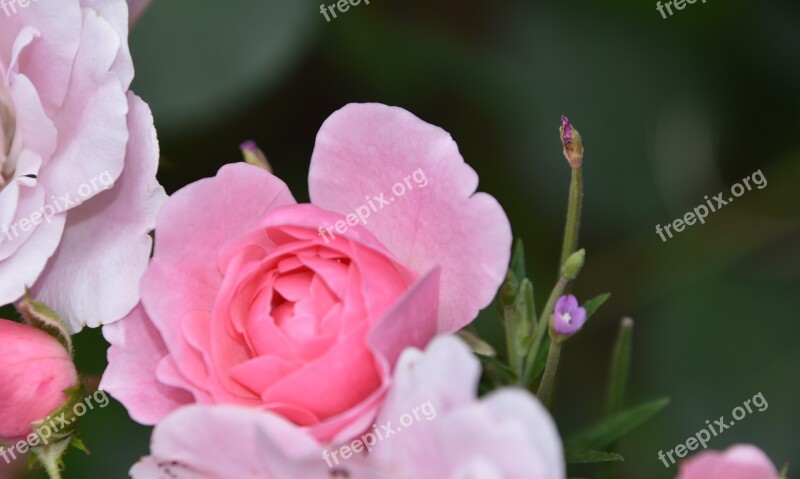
[606,317,634,416]
[528,335,550,381]
[19,292,73,356]
[566,450,625,464]
[457,329,496,357]
[583,292,611,319]
[476,354,517,381]
[566,398,670,451]
[516,278,537,331]
[510,238,526,282]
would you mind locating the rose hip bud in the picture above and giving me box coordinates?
[0,319,78,443]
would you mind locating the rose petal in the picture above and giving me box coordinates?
[309,103,511,332]
[100,304,193,425]
[142,163,295,363]
[31,94,165,330]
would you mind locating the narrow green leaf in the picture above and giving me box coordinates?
[529,335,551,381]
[583,292,611,319]
[510,238,526,282]
[566,450,625,464]
[606,317,634,416]
[476,354,517,381]
[457,329,496,357]
[517,278,537,331]
[566,398,670,451]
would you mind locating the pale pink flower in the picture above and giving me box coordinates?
[101,103,511,443]
[0,0,166,330]
[367,335,566,479]
[677,444,780,479]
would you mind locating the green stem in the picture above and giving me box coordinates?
[503,304,522,377]
[559,168,583,268]
[43,460,63,479]
[521,276,567,385]
[537,337,562,405]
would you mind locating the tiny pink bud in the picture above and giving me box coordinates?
[0,319,78,443]
[559,115,584,169]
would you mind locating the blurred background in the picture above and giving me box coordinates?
[16,0,800,477]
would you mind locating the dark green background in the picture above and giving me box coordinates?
[11,0,800,477]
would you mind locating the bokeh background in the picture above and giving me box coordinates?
[13,0,800,477]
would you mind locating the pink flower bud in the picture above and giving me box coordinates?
[0,319,78,443]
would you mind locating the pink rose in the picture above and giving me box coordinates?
[0,0,166,330]
[101,103,511,442]
[677,444,780,479]
[0,319,77,443]
[128,337,564,479]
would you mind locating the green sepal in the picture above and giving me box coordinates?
[18,292,73,357]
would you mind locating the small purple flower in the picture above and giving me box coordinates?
[561,115,573,146]
[553,294,587,337]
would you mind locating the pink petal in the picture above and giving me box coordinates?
[677,444,779,479]
[41,9,129,204]
[100,304,193,425]
[79,0,135,88]
[31,94,166,330]
[371,336,565,479]
[140,163,295,397]
[129,405,344,479]
[0,2,81,112]
[0,201,64,305]
[308,103,511,332]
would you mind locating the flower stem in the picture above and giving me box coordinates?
[521,166,583,392]
[537,337,562,405]
[520,276,566,385]
[559,168,583,268]
[43,460,63,479]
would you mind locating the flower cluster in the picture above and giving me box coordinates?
[0,2,787,479]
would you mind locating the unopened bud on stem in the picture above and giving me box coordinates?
[560,115,584,169]
[561,248,585,280]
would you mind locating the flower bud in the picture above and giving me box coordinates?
[561,248,585,280]
[240,140,272,172]
[0,319,78,443]
[559,115,584,169]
